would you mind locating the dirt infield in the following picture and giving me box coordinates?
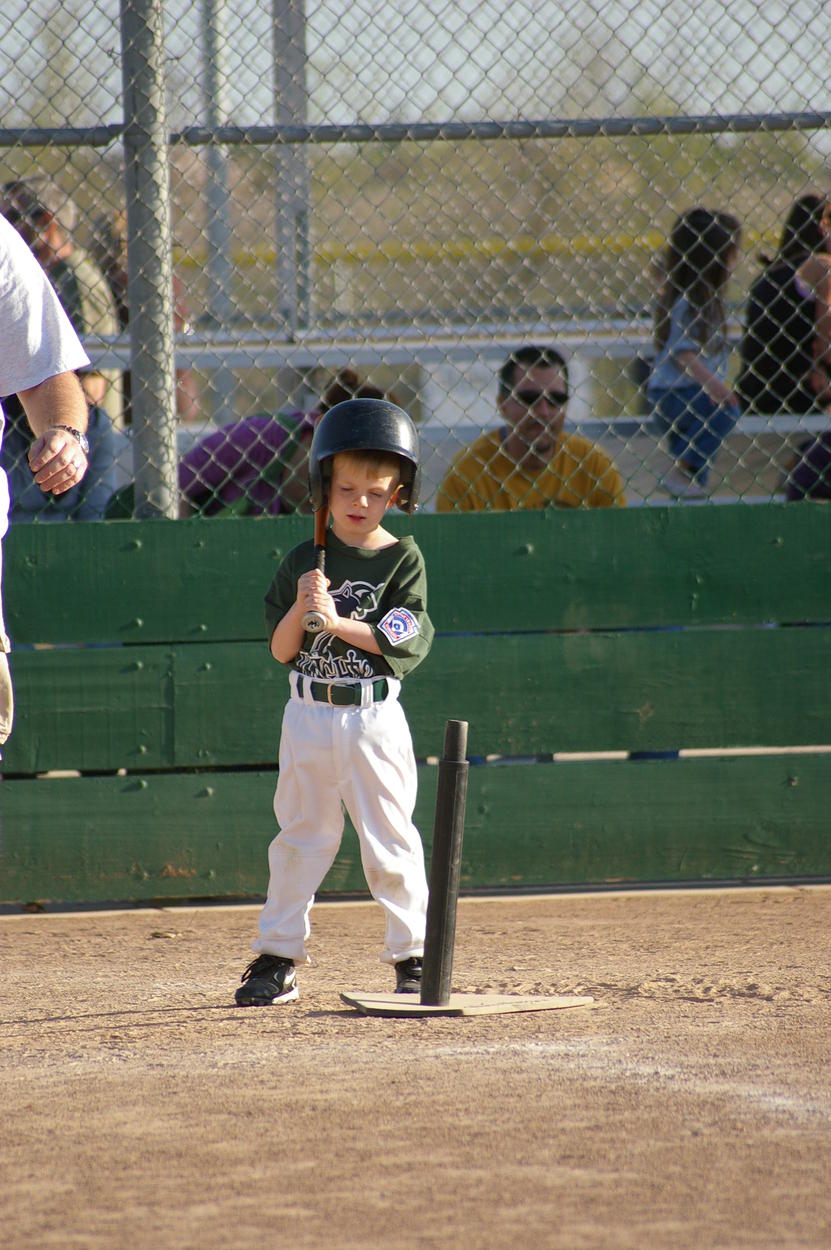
[2,887,830,1250]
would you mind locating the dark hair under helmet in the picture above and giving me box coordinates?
[307,398,421,513]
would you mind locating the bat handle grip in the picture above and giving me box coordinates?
[301,543,327,633]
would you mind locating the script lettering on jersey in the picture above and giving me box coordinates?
[295,644,375,680]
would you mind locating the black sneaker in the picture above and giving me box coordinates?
[394,956,423,994]
[235,954,298,1006]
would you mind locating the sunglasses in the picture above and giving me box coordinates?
[513,388,569,408]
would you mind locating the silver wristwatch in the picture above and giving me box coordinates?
[53,425,90,455]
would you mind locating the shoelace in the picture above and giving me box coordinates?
[241,954,290,982]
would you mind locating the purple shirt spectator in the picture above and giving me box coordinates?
[179,412,316,516]
[786,432,831,501]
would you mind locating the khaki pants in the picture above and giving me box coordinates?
[0,543,13,746]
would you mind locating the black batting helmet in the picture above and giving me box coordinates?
[307,398,421,513]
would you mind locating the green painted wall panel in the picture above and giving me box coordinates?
[169,643,282,767]
[456,754,831,887]
[3,507,828,902]
[411,626,831,756]
[0,771,279,903]
[3,624,829,775]
[1,755,828,905]
[4,627,830,773]
[3,645,174,773]
[6,504,831,646]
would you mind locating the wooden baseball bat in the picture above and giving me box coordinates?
[300,505,329,633]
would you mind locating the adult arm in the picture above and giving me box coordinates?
[665,295,737,406]
[675,350,738,407]
[18,371,89,496]
[0,215,90,496]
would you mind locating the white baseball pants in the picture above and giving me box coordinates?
[253,680,428,965]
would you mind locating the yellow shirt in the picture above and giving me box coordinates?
[435,429,626,511]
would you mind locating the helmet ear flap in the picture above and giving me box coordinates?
[307,456,330,513]
[394,461,421,514]
[307,398,421,513]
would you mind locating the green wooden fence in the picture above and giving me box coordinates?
[1,504,829,905]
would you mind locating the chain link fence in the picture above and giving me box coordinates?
[1,0,830,518]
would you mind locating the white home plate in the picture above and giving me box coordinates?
[340,991,596,1018]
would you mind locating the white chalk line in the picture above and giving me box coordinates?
[4,1025,827,1129]
[422,1037,831,1124]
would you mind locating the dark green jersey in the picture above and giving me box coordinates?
[265,530,433,680]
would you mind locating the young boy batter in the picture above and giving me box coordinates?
[235,399,433,1005]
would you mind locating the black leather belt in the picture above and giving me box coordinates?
[296,676,389,706]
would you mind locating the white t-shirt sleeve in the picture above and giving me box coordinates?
[0,213,90,397]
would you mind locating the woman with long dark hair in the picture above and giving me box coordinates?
[647,207,742,498]
[737,193,831,414]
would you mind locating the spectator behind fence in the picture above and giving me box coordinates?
[0,211,90,749]
[785,432,831,500]
[105,368,388,518]
[1,178,123,428]
[647,208,742,500]
[435,345,625,511]
[90,208,200,424]
[737,194,831,415]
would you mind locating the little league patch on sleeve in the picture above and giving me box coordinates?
[378,608,420,646]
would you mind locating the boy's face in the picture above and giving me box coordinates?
[329,454,401,545]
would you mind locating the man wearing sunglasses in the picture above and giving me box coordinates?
[436,345,625,511]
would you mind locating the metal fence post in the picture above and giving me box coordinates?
[273,0,311,341]
[201,0,236,424]
[120,0,178,519]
